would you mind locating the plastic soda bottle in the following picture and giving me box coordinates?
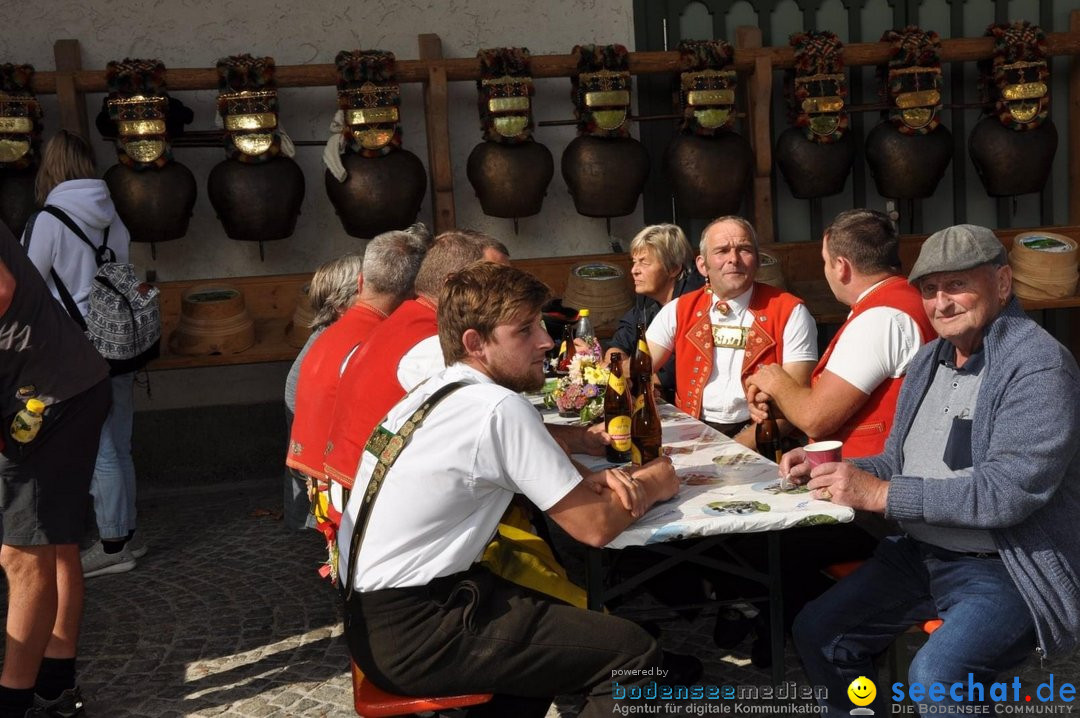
[574,309,595,350]
[10,398,45,444]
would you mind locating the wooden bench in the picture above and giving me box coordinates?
[149,225,1080,370]
[148,252,633,370]
[761,224,1080,325]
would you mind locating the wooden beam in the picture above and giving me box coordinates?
[27,31,1080,95]
[418,34,456,233]
[52,40,90,142]
[737,26,775,244]
[1071,10,1080,225]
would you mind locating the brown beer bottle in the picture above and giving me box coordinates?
[756,404,783,464]
[629,322,652,408]
[556,323,575,374]
[631,367,662,466]
[604,352,633,463]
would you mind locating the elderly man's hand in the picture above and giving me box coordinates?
[805,461,889,513]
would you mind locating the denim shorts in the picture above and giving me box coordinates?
[0,379,110,545]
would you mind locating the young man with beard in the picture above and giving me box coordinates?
[338,261,679,718]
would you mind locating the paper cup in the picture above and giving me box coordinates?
[805,440,842,469]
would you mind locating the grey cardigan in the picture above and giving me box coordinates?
[853,298,1080,661]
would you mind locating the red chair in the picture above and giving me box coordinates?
[351,660,493,717]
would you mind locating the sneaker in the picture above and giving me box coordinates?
[80,543,136,578]
[127,533,148,559]
[33,686,84,717]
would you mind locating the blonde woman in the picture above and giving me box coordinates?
[604,224,703,402]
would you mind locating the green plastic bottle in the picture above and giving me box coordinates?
[10,398,45,444]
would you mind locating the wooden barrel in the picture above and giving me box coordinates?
[561,262,634,336]
[756,251,787,290]
[1009,231,1078,300]
[170,284,256,356]
[285,282,314,348]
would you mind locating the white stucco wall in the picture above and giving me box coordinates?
[2,0,642,282]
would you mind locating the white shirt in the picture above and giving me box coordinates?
[647,286,818,423]
[397,335,445,390]
[339,363,582,592]
[824,282,925,394]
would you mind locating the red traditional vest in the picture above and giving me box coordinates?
[810,276,936,458]
[673,282,804,420]
[286,302,387,480]
[322,298,438,488]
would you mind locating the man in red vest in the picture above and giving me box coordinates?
[738,210,938,667]
[747,209,936,459]
[646,216,818,448]
[322,230,512,489]
[286,230,429,567]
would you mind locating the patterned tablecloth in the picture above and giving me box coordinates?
[542,400,854,549]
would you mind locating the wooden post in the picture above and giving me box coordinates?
[737,26,774,244]
[418,34,456,234]
[1070,10,1080,225]
[53,40,90,142]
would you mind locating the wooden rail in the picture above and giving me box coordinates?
[26,32,1080,93]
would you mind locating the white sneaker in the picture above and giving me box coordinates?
[80,543,136,578]
[127,533,148,559]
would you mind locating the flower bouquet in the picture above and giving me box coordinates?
[544,349,609,423]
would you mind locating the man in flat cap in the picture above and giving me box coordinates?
[783,225,1080,715]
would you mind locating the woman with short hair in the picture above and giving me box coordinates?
[605,224,703,402]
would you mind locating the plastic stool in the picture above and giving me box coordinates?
[351,660,493,717]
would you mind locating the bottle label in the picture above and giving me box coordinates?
[637,339,649,355]
[608,375,627,395]
[607,415,631,451]
[633,394,644,413]
[631,443,642,466]
[559,340,566,356]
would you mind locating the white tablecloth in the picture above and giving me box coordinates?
[542,400,855,549]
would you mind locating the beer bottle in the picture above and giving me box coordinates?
[556,323,575,374]
[604,352,633,463]
[629,322,652,410]
[631,370,662,466]
[756,404,783,464]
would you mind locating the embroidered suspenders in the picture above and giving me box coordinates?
[343,380,466,600]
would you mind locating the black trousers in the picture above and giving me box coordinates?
[344,565,661,718]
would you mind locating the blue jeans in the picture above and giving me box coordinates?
[793,535,1035,716]
[91,373,137,539]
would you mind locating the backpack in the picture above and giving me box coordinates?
[24,206,161,374]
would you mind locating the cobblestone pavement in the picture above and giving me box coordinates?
[2,476,1076,717]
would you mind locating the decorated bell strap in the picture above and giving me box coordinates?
[978,22,1050,131]
[786,31,848,144]
[335,50,402,158]
[477,47,535,144]
[570,44,632,138]
[0,64,43,169]
[216,54,281,163]
[675,40,737,136]
[878,28,943,135]
[105,58,173,169]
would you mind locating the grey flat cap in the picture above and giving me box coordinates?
[908,224,1007,284]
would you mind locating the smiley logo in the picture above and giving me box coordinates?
[847,675,876,707]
